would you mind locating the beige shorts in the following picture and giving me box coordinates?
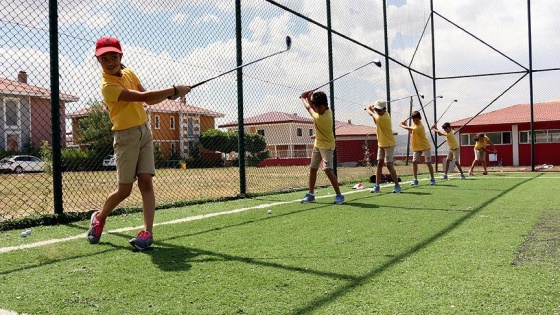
[412,149,432,163]
[474,148,486,161]
[114,123,155,184]
[377,146,396,163]
[309,147,334,170]
[447,148,460,162]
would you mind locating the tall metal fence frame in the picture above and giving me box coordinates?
[1,0,555,223]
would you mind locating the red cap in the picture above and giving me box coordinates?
[95,37,123,57]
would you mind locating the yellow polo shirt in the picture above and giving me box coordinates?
[373,112,396,147]
[312,109,335,150]
[411,121,431,151]
[101,68,147,130]
[444,130,459,150]
[475,136,490,150]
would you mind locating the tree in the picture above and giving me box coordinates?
[199,129,237,153]
[78,101,113,155]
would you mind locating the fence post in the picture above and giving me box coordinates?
[49,0,63,215]
[325,0,337,175]
[236,0,246,196]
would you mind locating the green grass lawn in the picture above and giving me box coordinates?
[0,173,558,314]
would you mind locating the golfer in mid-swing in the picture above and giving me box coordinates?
[299,90,345,204]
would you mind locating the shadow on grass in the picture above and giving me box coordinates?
[287,174,542,314]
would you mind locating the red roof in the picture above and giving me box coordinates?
[451,101,560,127]
[0,77,79,102]
[67,99,224,118]
[220,111,378,136]
[219,111,313,127]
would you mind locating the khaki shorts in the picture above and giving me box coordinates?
[447,148,460,162]
[377,146,396,163]
[474,148,486,161]
[309,147,334,170]
[114,123,155,184]
[412,149,432,163]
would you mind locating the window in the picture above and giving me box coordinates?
[170,116,175,130]
[4,98,19,127]
[460,132,511,145]
[171,143,176,154]
[309,129,313,136]
[257,129,265,136]
[187,118,194,137]
[297,128,302,137]
[520,130,560,143]
[154,115,161,129]
[6,134,19,151]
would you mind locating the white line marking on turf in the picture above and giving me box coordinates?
[2,174,553,254]
[1,190,368,255]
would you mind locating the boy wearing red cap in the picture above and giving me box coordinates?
[87,37,190,250]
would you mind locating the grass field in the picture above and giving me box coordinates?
[0,172,558,314]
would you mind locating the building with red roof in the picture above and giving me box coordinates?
[219,111,380,166]
[450,101,560,166]
[0,71,79,151]
[67,98,224,160]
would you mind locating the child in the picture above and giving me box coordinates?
[468,133,497,176]
[365,100,401,193]
[87,37,191,250]
[399,111,435,186]
[431,122,466,180]
[299,90,345,204]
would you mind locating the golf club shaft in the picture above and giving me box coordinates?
[387,94,423,103]
[191,49,288,88]
[436,100,457,124]
[311,59,381,92]
[405,96,442,120]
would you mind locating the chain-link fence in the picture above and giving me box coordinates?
[1,0,558,224]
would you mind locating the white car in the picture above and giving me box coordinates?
[0,155,46,174]
[103,155,117,168]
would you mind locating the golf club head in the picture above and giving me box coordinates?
[373,59,382,67]
[419,94,425,99]
[286,36,292,50]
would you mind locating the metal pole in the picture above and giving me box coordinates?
[236,0,246,196]
[527,0,535,171]
[405,96,412,166]
[326,0,337,175]
[430,0,439,171]
[382,0,391,111]
[49,0,63,214]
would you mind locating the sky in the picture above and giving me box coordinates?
[1,0,559,134]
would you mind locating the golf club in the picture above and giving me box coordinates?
[436,99,457,123]
[309,59,382,93]
[405,95,443,120]
[387,93,424,103]
[363,93,424,111]
[191,36,292,89]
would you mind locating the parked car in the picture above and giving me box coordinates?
[103,155,117,168]
[0,155,46,174]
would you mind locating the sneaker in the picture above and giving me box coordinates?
[482,171,488,175]
[370,184,380,193]
[441,174,448,180]
[393,185,402,193]
[87,211,105,244]
[300,193,316,203]
[129,230,153,251]
[430,178,436,186]
[333,194,346,204]
[468,170,474,176]
[411,179,419,186]
[460,174,466,180]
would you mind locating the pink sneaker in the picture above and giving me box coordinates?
[87,211,105,244]
[129,230,153,251]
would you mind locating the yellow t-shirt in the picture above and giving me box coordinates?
[411,121,431,151]
[444,130,459,150]
[474,136,490,150]
[101,68,147,130]
[312,109,335,150]
[373,112,396,147]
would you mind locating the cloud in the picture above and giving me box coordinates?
[172,13,187,25]
[194,14,221,25]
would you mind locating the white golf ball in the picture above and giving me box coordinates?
[20,231,28,237]
[24,229,32,235]
[267,209,272,214]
